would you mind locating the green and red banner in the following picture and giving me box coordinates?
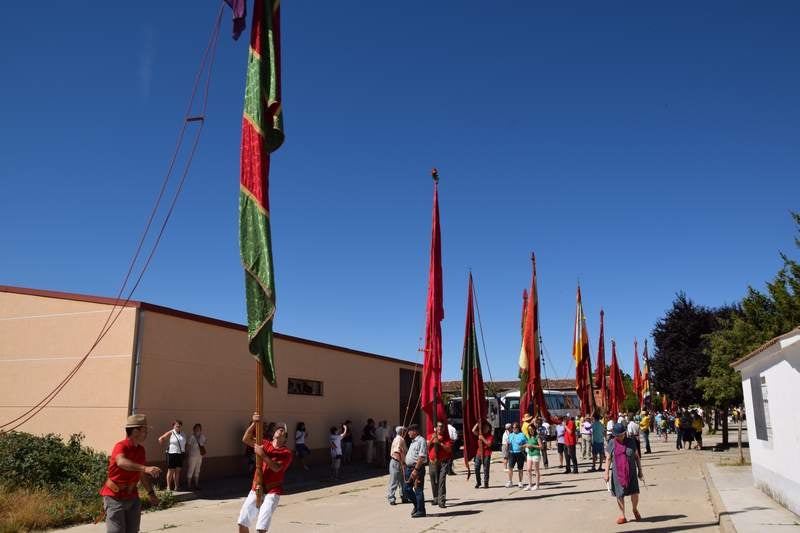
[460,273,486,470]
[239,0,284,386]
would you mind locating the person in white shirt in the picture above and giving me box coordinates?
[606,417,616,440]
[447,423,458,475]
[501,423,512,472]
[158,420,187,491]
[627,414,641,454]
[375,421,388,468]
[295,422,311,471]
[329,424,347,480]
[580,416,593,460]
[185,423,207,490]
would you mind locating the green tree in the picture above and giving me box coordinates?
[698,212,800,446]
[651,293,719,406]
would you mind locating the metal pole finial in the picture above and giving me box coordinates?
[431,168,439,182]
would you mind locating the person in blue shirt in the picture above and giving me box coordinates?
[505,422,528,488]
[589,412,606,472]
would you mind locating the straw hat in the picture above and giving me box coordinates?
[125,414,148,428]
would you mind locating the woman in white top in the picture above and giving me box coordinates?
[295,421,310,470]
[158,420,186,491]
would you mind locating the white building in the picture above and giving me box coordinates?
[731,326,800,516]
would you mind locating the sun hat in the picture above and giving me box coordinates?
[612,422,626,436]
[125,414,148,428]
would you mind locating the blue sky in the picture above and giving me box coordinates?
[2,2,799,381]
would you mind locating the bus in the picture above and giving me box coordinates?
[499,390,581,432]
[446,396,502,446]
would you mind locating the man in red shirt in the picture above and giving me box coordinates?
[563,414,579,474]
[472,420,494,489]
[99,414,161,533]
[238,413,293,533]
[427,420,453,509]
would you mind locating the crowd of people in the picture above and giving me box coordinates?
[98,407,714,531]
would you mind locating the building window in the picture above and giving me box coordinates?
[288,378,323,396]
[750,374,772,441]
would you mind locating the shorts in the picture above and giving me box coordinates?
[557,443,565,454]
[166,452,184,469]
[592,442,604,455]
[509,452,525,471]
[501,443,509,459]
[526,455,541,464]
[682,430,694,442]
[238,490,280,531]
[295,443,310,457]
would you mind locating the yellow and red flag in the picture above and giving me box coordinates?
[572,285,594,416]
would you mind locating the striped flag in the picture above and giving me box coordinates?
[572,285,594,416]
[460,273,486,470]
[239,0,284,385]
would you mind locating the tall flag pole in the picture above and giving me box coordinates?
[609,339,626,417]
[421,169,447,435]
[572,285,594,416]
[633,339,642,409]
[594,310,607,414]
[642,339,652,409]
[239,0,283,506]
[460,273,486,474]
[519,253,555,423]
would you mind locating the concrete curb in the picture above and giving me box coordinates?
[702,462,737,533]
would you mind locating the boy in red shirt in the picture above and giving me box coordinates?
[427,421,453,508]
[564,415,579,474]
[238,413,293,533]
[472,420,494,489]
[99,414,161,533]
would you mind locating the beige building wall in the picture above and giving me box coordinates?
[135,308,420,476]
[0,287,421,480]
[0,290,136,452]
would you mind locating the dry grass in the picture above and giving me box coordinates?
[0,486,102,532]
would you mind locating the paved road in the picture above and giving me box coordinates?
[66,432,731,532]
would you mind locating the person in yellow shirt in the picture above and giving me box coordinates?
[691,413,704,450]
[639,411,652,454]
[674,415,683,450]
[521,413,533,438]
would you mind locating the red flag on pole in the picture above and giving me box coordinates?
[633,339,642,408]
[460,273,486,471]
[572,285,594,416]
[421,170,447,435]
[518,254,556,423]
[594,310,607,413]
[608,339,626,417]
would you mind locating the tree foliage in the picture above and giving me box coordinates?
[650,293,719,406]
[698,212,800,410]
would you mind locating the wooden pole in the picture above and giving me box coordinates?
[432,386,440,456]
[255,361,264,506]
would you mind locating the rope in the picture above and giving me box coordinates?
[0,3,225,432]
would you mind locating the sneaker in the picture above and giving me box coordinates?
[517,482,524,488]
[474,483,481,489]
[505,481,512,488]
[524,485,532,491]
[533,484,539,490]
